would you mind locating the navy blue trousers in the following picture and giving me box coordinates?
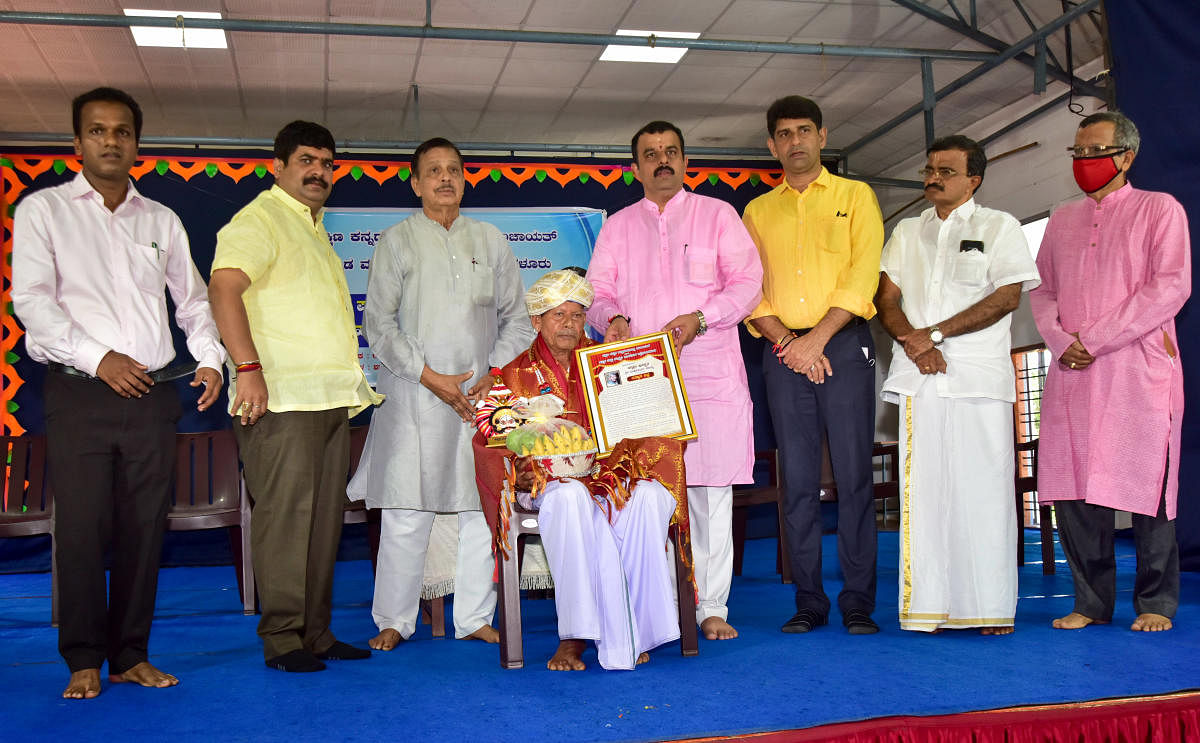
[762,320,877,618]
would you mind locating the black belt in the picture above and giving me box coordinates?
[48,361,198,384]
[790,316,866,336]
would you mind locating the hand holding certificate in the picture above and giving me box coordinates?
[574,331,697,456]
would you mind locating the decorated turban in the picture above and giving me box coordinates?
[525,269,595,316]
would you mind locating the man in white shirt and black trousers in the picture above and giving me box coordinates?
[12,87,225,700]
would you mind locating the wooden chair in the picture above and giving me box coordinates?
[0,434,58,623]
[1015,438,1055,574]
[872,442,900,522]
[168,429,256,614]
[811,441,901,522]
[343,424,445,636]
[496,497,699,669]
[732,449,791,583]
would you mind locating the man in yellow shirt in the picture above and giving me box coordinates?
[209,121,383,672]
[744,96,884,636]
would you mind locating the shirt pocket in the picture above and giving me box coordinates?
[471,262,495,305]
[950,251,988,287]
[815,216,852,253]
[129,242,166,290]
[685,249,717,286]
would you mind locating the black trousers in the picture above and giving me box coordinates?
[45,371,180,673]
[1055,495,1179,621]
[235,409,349,660]
[762,319,878,618]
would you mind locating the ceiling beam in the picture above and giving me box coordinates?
[0,10,999,62]
[887,0,1104,98]
[843,0,1100,157]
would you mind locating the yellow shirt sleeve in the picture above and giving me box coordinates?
[827,181,884,319]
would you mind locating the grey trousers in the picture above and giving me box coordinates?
[1054,496,1179,621]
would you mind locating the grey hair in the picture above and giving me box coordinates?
[1079,111,1141,154]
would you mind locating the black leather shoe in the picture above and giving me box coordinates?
[315,640,371,661]
[266,649,326,672]
[843,609,879,635]
[781,608,828,633]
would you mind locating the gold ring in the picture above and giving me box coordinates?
[1070,362,1076,369]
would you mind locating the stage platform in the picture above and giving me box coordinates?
[2,530,1197,742]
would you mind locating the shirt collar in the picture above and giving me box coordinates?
[641,187,689,213]
[776,166,830,197]
[923,197,977,225]
[413,209,462,232]
[268,184,325,224]
[68,170,142,208]
[1093,180,1133,206]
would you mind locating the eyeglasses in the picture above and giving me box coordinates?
[918,167,960,179]
[1067,144,1129,158]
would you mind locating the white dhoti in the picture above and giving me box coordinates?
[372,509,496,639]
[898,385,1017,632]
[537,478,680,670]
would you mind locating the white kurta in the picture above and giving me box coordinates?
[880,199,1039,631]
[536,479,680,670]
[348,211,535,511]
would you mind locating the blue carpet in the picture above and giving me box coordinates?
[2,531,1197,742]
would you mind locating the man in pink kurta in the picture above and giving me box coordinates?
[1030,111,1190,633]
[586,120,763,641]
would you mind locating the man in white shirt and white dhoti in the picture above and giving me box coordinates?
[348,137,534,649]
[875,135,1040,634]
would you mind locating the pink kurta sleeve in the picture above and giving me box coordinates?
[586,224,624,330]
[700,204,763,329]
[1029,216,1077,362]
[1077,196,1191,357]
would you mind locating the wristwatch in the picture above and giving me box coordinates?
[929,325,945,345]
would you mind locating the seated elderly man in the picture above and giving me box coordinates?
[476,268,682,671]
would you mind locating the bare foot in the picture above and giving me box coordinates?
[636,652,649,666]
[701,616,738,640]
[109,661,178,688]
[1131,613,1173,632]
[1052,612,1107,630]
[369,628,403,651]
[546,639,587,671]
[62,668,101,699]
[464,624,500,644]
[981,626,1015,635]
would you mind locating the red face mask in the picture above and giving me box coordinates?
[1072,151,1127,194]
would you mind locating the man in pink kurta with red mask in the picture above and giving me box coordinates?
[587,120,763,642]
[1031,111,1190,633]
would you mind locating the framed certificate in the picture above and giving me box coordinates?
[574,331,697,456]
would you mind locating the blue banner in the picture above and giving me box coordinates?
[324,207,604,385]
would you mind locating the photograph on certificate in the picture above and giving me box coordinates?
[575,331,697,456]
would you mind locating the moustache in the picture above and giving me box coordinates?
[654,165,675,177]
[304,176,329,188]
[924,184,944,192]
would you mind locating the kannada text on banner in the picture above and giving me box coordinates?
[325,207,603,386]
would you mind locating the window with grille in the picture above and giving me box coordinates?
[1012,343,1051,528]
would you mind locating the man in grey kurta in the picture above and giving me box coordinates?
[348,137,534,649]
